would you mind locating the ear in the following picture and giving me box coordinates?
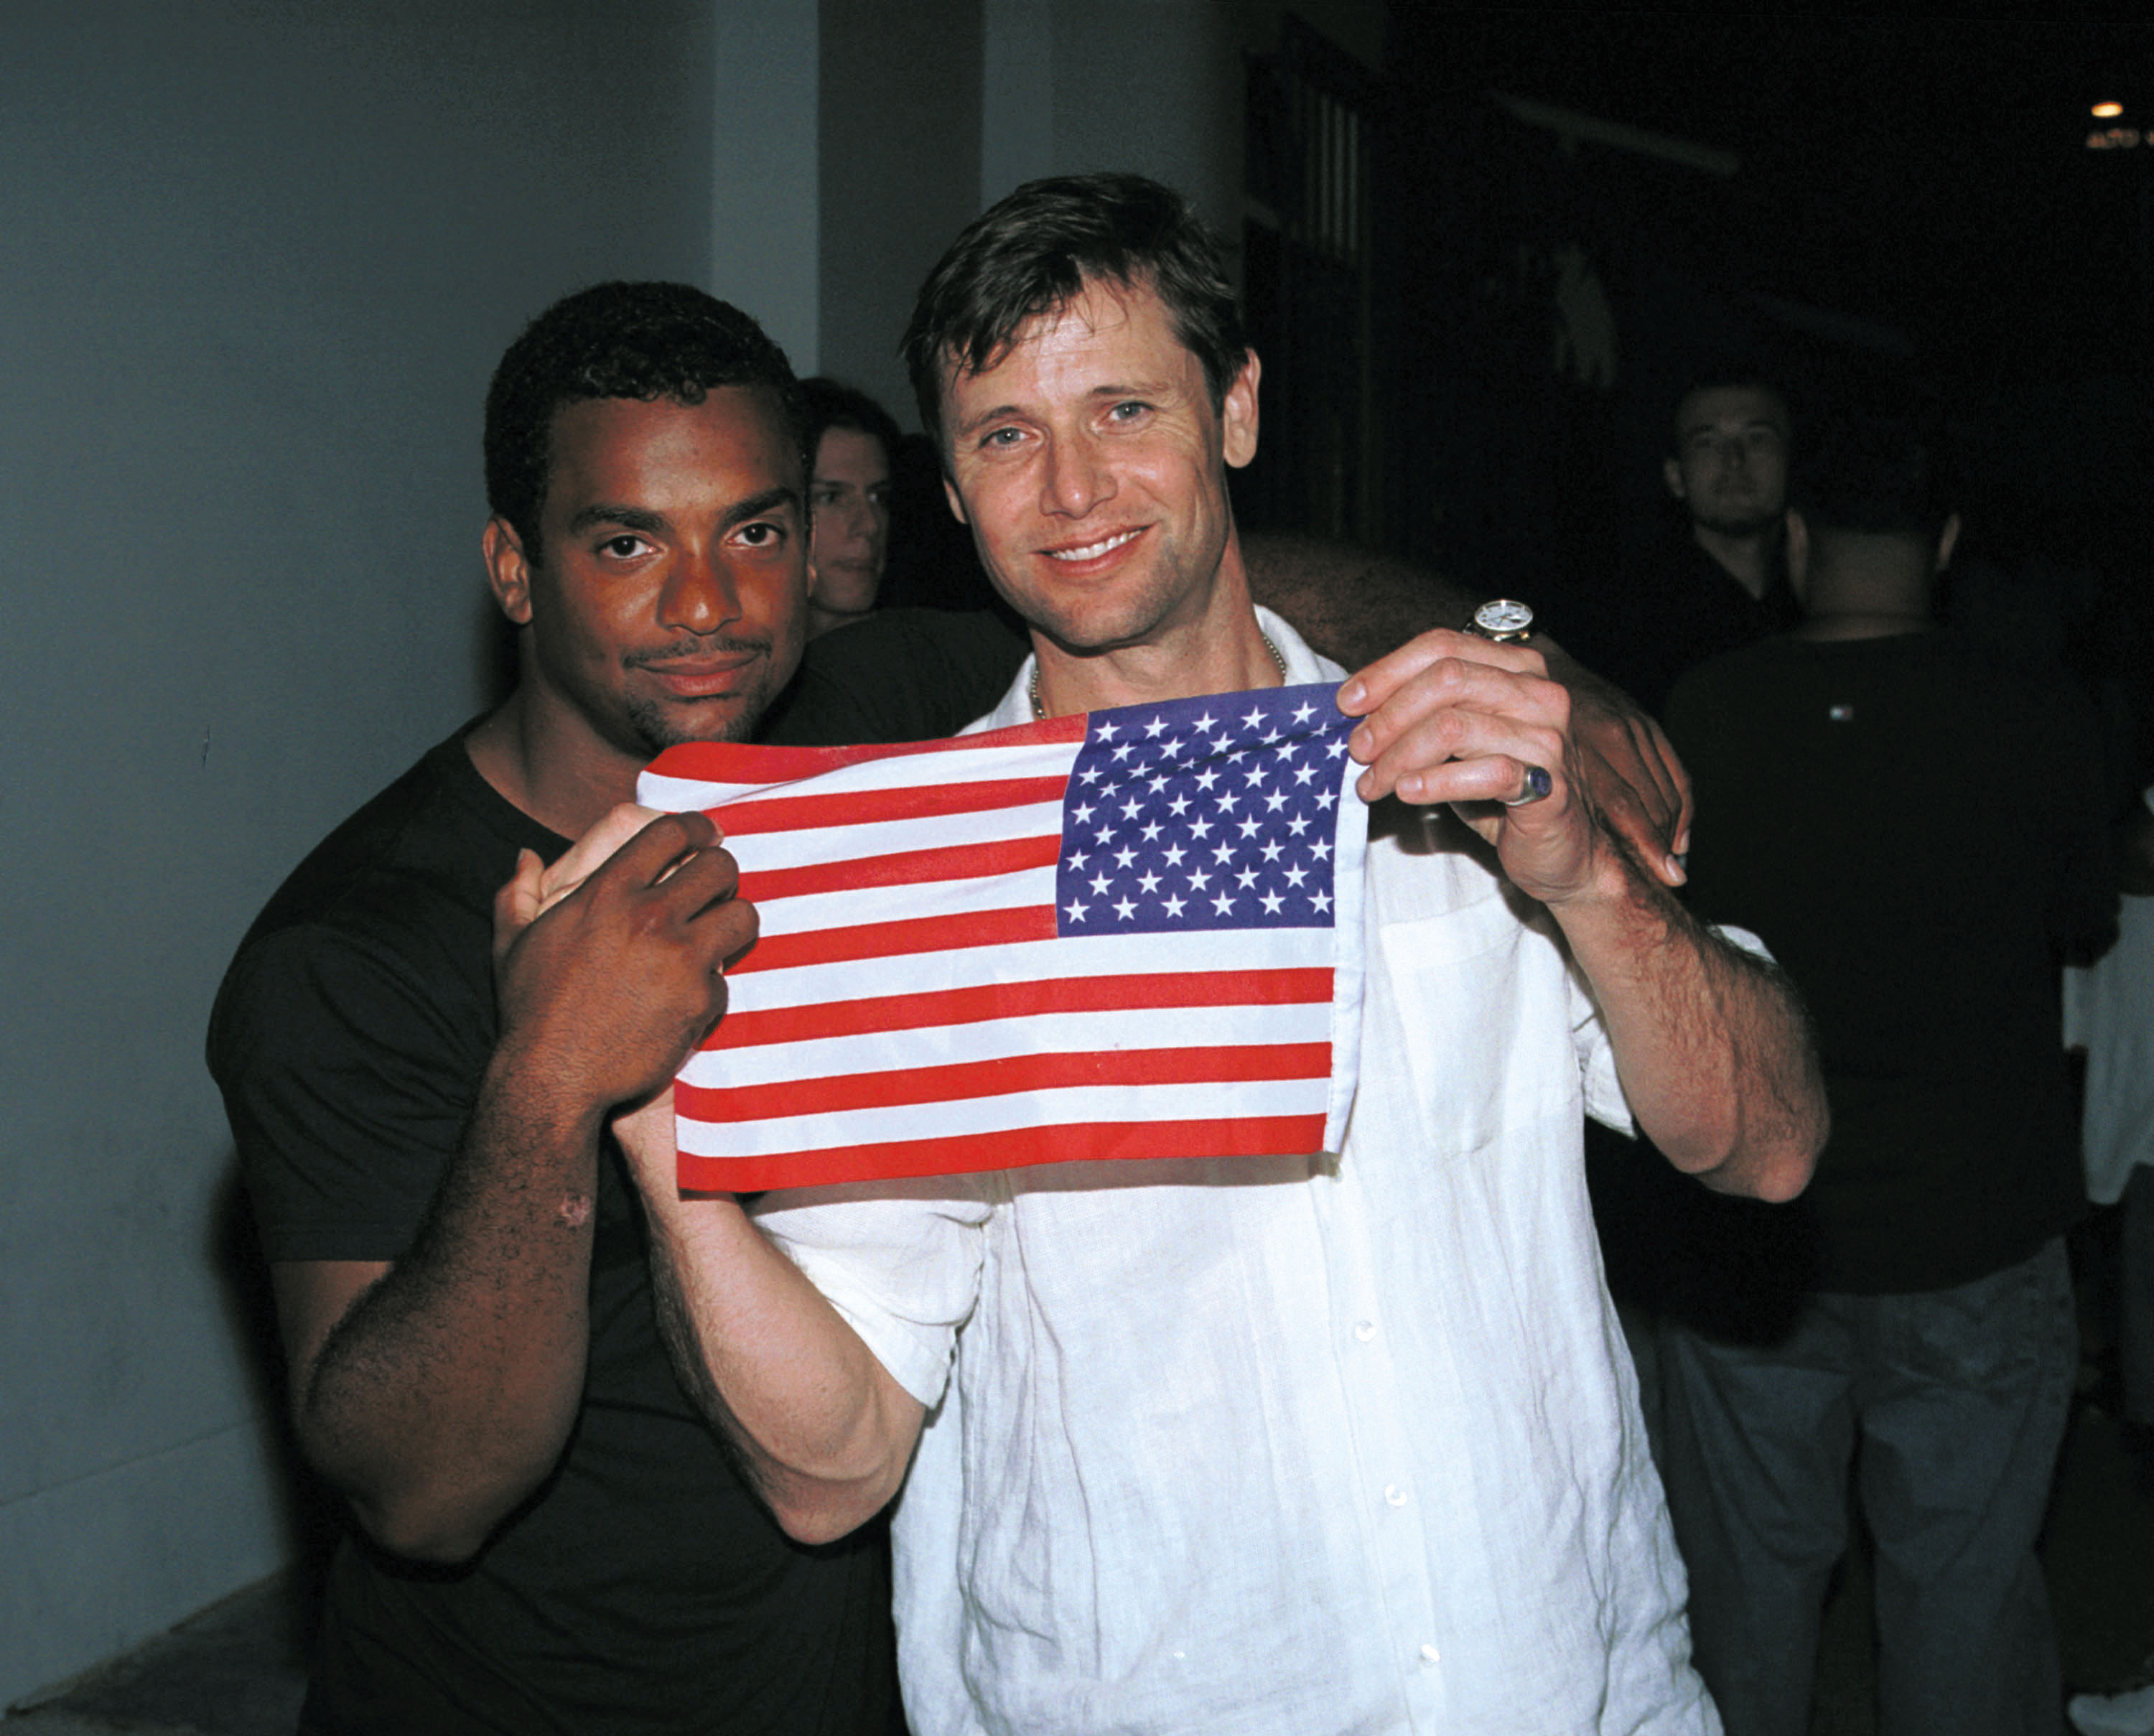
[1222,350,1262,470]
[1934,513,1962,573]
[1784,509,1811,606]
[483,517,535,626]
[1662,456,1687,503]
[942,473,970,526]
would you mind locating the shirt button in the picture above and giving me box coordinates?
[1419,1643,1441,1667]
[1353,1320,1377,1342]
[1384,1484,1408,1507]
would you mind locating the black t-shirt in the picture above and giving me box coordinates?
[1664,629,2114,1296]
[206,609,1025,1733]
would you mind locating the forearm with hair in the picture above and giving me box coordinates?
[628,1187,923,1544]
[643,1217,768,1502]
[1552,834,1825,1201]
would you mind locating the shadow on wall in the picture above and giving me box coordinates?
[204,1158,339,1651]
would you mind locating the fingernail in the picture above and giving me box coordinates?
[1664,854,1688,885]
[1338,679,1366,709]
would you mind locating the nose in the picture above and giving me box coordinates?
[658,548,742,635]
[839,494,878,549]
[1039,431,1112,519]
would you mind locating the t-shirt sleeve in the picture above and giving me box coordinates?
[211,922,488,1264]
[749,1178,994,1408]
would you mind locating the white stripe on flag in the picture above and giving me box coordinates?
[727,798,1065,872]
[681,1002,1325,1089]
[728,928,1331,1011]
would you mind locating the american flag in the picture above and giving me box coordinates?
[638,682,1369,1192]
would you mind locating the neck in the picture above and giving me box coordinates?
[1027,543,1279,719]
[1692,521,1778,600]
[464,685,645,841]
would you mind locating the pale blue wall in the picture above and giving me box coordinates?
[0,0,717,1702]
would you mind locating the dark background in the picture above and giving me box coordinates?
[1239,10,2154,800]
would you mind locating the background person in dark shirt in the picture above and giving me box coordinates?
[1570,370,1803,720]
[1655,406,2116,1736]
[801,378,902,639]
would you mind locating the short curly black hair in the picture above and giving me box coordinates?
[1791,403,1954,543]
[900,174,1246,453]
[483,281,808,562]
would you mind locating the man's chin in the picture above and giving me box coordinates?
[1694,508,1784,541]
[626,688,773,755]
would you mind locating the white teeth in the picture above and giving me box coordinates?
[1047,528,1140,561]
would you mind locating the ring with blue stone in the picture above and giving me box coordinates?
[1503,764,1553,807]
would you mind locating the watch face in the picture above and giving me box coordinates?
[1473,599,1534,638]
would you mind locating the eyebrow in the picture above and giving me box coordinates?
[564,486,800,537]
[1682,419,1786,440]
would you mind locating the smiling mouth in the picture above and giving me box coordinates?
[1044,528,1144,563]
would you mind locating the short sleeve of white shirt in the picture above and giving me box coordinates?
[751,1176,995,1407]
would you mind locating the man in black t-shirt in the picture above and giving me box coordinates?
[1654,411,2115,1736]
[210,279,1699,1733]
[209,283,943,1734]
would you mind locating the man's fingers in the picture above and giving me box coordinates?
[1570,701,1692,886]
[1346,655,1561,777]
[1336,629,1544,721]
[1354,703,1568,806]
[603,807,719,885]
[491,848,547,969]
[1558,672,1695,883]
[538,803,669,913]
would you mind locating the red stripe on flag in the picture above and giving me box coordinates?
[679,1042,1331,1122]
[679,1114,1330,1193]
[728,903,1059,975]
[649,713,1089,787]
[704,967,1336,1050]
[737,834,1062,904]
[713,774,1070,839]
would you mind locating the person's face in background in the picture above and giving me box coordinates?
[806,425,892,635]
[1664,386,1791,538]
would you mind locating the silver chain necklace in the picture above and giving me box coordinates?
[1028,631,1290,722]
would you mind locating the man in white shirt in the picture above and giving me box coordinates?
[585,174,1827,1735]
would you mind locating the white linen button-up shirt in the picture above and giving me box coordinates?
[754,613,1719,1735]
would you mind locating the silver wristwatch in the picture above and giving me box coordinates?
[1465,599,1534,644]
